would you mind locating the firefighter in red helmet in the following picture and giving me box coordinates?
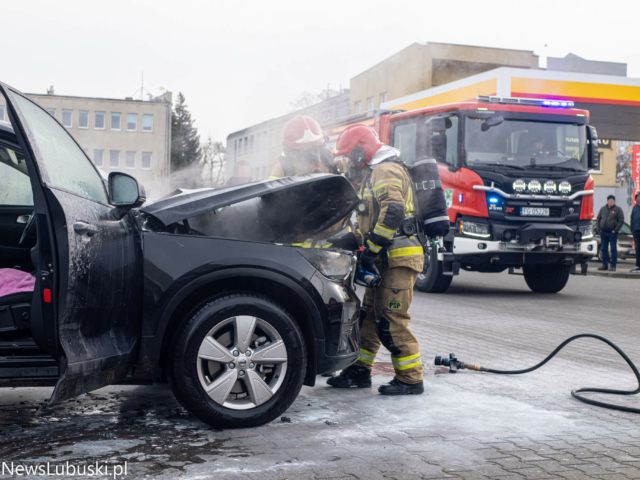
[269,115,338,178]
[327,124,425,395]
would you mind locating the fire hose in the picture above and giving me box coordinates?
[435,334,640,414]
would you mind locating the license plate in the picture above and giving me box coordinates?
[521,207,549,216]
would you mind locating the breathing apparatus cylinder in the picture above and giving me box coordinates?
[409,158,450,238]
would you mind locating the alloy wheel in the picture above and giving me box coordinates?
[196,316,288,410]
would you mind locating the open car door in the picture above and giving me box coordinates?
[0,83,144,403]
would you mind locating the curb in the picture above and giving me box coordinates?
[588,271,640,279]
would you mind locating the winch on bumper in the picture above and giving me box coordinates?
[441,220,596,275]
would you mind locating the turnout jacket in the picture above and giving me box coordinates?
[357,160,424,273]
[596,204,625,233]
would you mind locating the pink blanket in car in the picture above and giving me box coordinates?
[0,268,36,298]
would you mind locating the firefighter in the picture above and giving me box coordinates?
[269,115,338,178]
[327,125,425,395]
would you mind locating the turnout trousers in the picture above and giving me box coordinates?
[355,267,422,384]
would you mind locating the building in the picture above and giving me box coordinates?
[349,42,539,114]
[0,87,172,198]
[225,90,350,183]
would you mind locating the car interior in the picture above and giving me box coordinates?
[0,138,38,340]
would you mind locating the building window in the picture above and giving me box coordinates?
[355,101,361,113]
[380,92,387,104]
[141,152,152,170]
[62,109,73,128]
[244,137,248,153]
[78,110,89,129]
[125,151,136,169]
[238,138,242,155]
[367,97,374,111]
[93,149,104,167]
[256,133,260,151]
[142,114,153,132]
[127,113,137,131]
[263,131,268,149]
[111,113,121,131]
[0,106,4,121]
[109,150,120,168]
[45,108,56,118]
[250,135,254,152]
[95,111,105,130]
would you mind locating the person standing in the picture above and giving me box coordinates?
[268,115,337,178]
[631,192,640,273]
[596,195,625,272]
[327,125,425,395]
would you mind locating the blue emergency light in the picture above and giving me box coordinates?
[489,196,499,203]
[477,96,574,108]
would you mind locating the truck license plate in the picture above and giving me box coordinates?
[521,207,549,216]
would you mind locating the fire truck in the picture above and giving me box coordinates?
[325,96,599,294]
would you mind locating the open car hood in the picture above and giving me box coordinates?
[140,174,360,244]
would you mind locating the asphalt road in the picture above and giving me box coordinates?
[1,264,639,479]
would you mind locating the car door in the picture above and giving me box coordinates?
[1,83,144,403]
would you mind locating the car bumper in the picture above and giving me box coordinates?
[308,269,360,375]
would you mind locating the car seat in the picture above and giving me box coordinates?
[0,268,34,337]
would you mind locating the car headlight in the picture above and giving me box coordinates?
[577,223,594,240]
[296,248,353,281]
[458,220,490,238]
[559,181,572,195]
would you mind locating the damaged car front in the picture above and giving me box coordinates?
[134,174,362,428]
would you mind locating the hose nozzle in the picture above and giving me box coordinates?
[434,353,487,373]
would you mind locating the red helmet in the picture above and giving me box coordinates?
[334,124,384,166]
[283,115,325,149]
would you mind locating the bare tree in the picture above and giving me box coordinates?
[201,136,227,187]
[288,87,341,112]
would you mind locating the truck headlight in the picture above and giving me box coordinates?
[296,248,353,281]
[458,220,490,238]
[577,223,594,240]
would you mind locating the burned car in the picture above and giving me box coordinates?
[0,83,360,428]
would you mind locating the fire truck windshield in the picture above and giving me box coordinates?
[464,117,587,171]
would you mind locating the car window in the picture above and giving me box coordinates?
[620,223,632,235]
[7,91,109,204]
[392,123,417,165]
[0,148,33,206]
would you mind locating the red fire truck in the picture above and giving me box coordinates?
[326,96,599,294]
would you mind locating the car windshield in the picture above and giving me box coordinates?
[464,117,587,171]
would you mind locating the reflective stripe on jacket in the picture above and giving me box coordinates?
[357,161,423,272]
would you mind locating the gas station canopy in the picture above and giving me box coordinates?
[381,68,640,141]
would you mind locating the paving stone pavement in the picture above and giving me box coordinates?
[0,269,639,479]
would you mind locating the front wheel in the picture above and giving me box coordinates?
[414,249,452,293]
[523,265,571,293]
[170,293,306,428]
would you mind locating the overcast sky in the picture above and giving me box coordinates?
[4,0,640,143]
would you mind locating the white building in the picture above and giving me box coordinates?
[0,87,172,198]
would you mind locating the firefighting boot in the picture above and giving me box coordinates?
[378,378,424,396]
[326,365,372,388]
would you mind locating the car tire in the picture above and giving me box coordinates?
[170,292,306,429]
[597,246,603,262]
[523,265,571,293]
[414,250,452,293]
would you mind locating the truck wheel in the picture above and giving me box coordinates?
[414,250,452,293]
[523,265,571,293]
[170,292,306,428]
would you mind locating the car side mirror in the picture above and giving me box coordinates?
[587,125,598,170]
[108,172,146,217]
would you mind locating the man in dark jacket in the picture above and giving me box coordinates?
[596,195,625,271]
[631,192,640,273]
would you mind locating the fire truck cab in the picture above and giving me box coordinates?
[327,96,599,294]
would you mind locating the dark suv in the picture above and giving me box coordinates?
[0,82,360,428]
